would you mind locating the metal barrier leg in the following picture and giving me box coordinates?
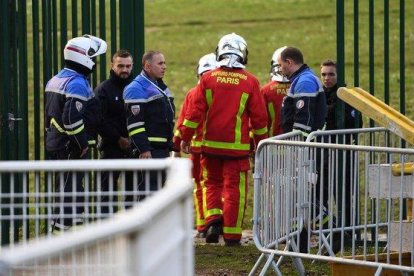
[249,253,266,276]
[288,240,306,275]
[259,252,276,276]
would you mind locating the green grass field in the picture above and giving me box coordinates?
[143,1,414,274]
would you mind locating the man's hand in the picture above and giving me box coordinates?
[118,137,130,150]
[139,151,152,159]
[180,140,191,154]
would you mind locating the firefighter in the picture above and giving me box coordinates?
[180,33,268,246]
[44,34,107,230]
[261,46,291,137]
[173,53,217,238]
[123,50,175,195]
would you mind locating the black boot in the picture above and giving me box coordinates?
[205,222,221,243]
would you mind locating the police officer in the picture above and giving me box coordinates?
[278,47,327,253]
[278,46,326,136]
[123,50,175,194]
[95,49,134,214]
[44,34,107,230]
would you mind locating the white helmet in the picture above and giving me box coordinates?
[64,34,107,70]
[216,33,248,65]
[197,53,217,76]
[270,46,289,82]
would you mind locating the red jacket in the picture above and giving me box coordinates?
[173,86,203,153]
[181,67,268,158]
[260,80,290,136]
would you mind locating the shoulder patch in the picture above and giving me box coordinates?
[75,101,83,112]
[296,99,305,109]
[131,104,140,116]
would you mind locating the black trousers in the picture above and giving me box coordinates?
[137,148,170,201]
[48,148,89,227]
[99,147,133,214]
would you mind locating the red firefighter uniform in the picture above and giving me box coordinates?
[181,67,268,242]
[173,86,206,233]
[260,80,290,136]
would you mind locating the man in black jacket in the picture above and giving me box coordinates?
[317,59,362,254]
[95,49,134,214]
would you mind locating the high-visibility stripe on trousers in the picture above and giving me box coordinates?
[200,154,250,241]
[191,153,205,232]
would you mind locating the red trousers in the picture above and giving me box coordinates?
[200,155,250,241]
[191,153,205,232]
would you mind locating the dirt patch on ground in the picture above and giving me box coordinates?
[194,230,254,246]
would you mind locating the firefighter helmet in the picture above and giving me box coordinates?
[216,33,248,65]
[270,46,289,82]
[63,34,107,70]
[197,53,217,76]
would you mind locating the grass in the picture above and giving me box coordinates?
[195,244,332,275]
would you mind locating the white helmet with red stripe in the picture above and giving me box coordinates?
[64,34,107,70]
[197,53,217,76]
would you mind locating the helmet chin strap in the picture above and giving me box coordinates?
[64,60,93,76]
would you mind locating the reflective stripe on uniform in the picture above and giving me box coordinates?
[129,127,145,136]
[202,140,250,150]
[205,208,223,217]
[50,118,65,133]
[205,89,212,106]
[253,126,268,135]
[88,140,96,145]
[223,226,242,234]
[64,119,84,130]
[183,119,198,129]
[267,102,275,135]
[191,140,202,147]
[174,129,182,138]
[193,185,205,227]
[148,137,168,142]
[66,125,84,135]
[236,171,247,232]
[235,93,249,144]
[293,122,312,131]
[127,122,144,130]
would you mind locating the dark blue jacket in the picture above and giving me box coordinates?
[123,71,175,154]
[281,65,327,134]
[45,68,101,152]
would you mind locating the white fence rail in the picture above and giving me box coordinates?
[251,128,414,275]
[0,158,193,275]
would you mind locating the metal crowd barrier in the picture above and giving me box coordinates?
[0,158,193,275]
[250,128,414,275]
[0,158,190,246]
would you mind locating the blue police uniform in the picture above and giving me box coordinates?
[45,68,101,156]
[124,71,175,157]
[123,71,175,195]
[45,67,101,229]
[281,65,327,134]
